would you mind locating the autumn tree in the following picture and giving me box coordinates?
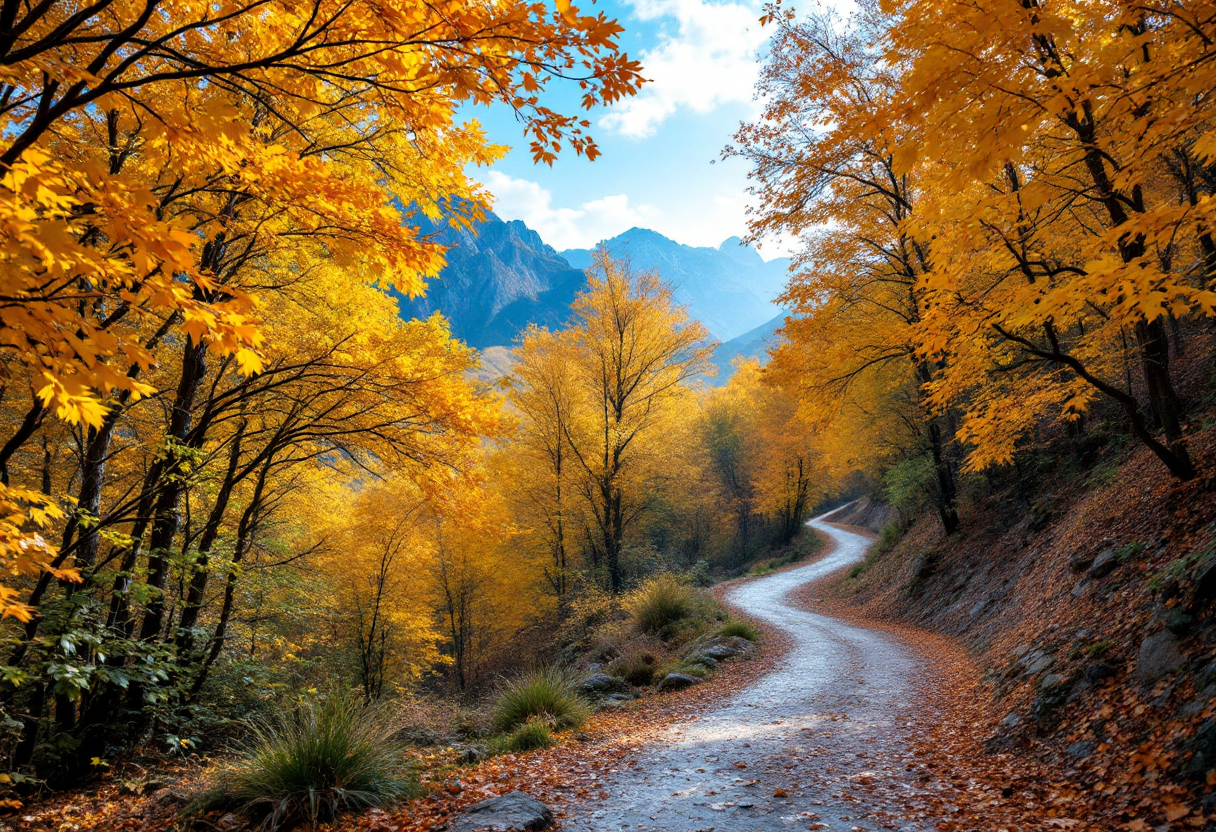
[886,0,1216,479]
[562,252,712,593]
[702,388,756,554]
[731,5,962,532]
[0,0,643,635]
[507,325,579,606]
[506,252,712,594]
[697,361,821,554]
[736,362,821,546]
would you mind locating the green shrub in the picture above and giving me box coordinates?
[629,574,696,636]
[192,695,417,830]
[714,620,759,642]
[608,652,658,686]
[493,666,590,732]
[883,456,936,519]
[875,522,903,555]
[503,720,555,753]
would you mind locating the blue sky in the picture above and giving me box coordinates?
[470,0,786,258]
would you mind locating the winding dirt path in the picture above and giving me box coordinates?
[563,510,940,831]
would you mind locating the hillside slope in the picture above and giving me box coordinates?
[828,431,1216,827]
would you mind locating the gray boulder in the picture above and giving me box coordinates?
[596,693,634,710]
[1067,740,1095,760]
[1136,630,1186,682]
[1088,548,1120,579]
[1039,673,1068,690]
[1007,646,1053,680]
[456,744,489,765]
[1032,673,1072,726]
[454,791,554,832]
[1182,719,1216,782]
[657,673,702,693]
[1067,550,1095,574]
[580,673,634,697]
[1193,560,1216,606]
[696,636,757,661]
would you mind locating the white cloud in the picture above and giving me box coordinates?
[483,171,792,258]
[599,0,768,138]
[483,171,661,250]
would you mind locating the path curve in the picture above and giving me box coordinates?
[564,508,935,831]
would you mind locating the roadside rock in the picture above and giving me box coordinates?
[1006,646,1054,681]
[1032,674,1072,728]
[399,726,442,746]
[1039,673,1068,690]
[149,787,189,808]
[580,673,635,697]
[912,552,939,582]
[1160,608,1195,636]
[1135,630,1186,682]
[454,791,554,832]
[1181,719,1216,783]
[1192,559,1216,606]
[456,744,489,765]
[1195,658,1216,693]
[698,636,757,661]
[1068,550,1095,574]
[657,672,702,693]
[1067,740,1095,759]
[1083,661,1117,684]
[1088,548,1119,579]
[597,693,634,710]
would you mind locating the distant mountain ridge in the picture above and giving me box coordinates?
[396,212,790,380]
[395,212,587,349]
[562,229,789,342]
[707,312,786,385]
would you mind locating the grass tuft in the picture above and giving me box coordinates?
[192,695,417,830]
[629,574,696,637]
[493,665,590,732]
[608,652,658,686]
[503,720,555,753]
[715,619,759,642]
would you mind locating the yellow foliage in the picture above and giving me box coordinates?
[0,485,77,622]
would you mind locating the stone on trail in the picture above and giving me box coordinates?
[453,791,554,832]
[657,672,702,693]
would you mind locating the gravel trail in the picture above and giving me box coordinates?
[564,509,937,831]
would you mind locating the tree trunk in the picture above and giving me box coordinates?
[175,424,245,656]
[137,337,208,643]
